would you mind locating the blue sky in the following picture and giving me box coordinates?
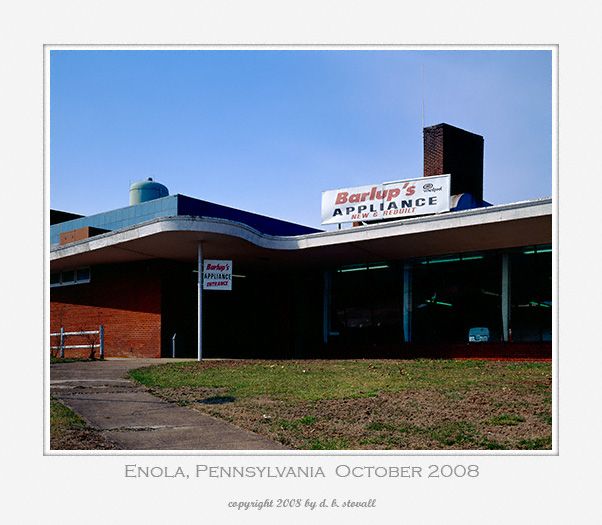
[50,49,553,230]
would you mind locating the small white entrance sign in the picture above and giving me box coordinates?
[203,260,233,290]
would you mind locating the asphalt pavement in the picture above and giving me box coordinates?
[50,358,289,451]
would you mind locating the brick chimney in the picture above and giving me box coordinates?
[423,123,484,202]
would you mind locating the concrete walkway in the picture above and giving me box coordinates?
[50,358,289,451]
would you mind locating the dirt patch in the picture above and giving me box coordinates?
[147,386,551,450]
[50,428,121,450]
[132,359,553,450]
[49,398,122,450]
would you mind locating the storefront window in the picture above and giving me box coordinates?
[410,251,502,343]
[50,267,91,287]
[329,263,402,343]
[76,267,91,282]
[61,270,75,284]
[510,245,552,341]
[327,245,551,345]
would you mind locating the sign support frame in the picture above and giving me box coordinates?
[197,241,203,362]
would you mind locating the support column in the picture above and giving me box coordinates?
[197,241,203,361]
[403,263,412,343]
[502,252,511,342]
[323,271,331,343]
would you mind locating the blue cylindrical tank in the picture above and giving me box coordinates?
[129,178,169,205]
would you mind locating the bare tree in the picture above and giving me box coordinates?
[78,326,100,360]
[51,305,67,358]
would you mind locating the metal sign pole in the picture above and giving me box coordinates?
[198,241,203,361]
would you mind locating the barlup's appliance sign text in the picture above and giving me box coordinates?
[321,174,450,225]
[203,260,233,290]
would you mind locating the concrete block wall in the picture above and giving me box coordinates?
[50,261,162,358]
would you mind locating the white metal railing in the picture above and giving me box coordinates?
[50,326,104,359]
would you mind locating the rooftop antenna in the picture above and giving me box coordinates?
[421,64,425,176]
[421,64,425,130]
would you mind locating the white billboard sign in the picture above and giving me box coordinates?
[321,174,451,225]
[203,260,233,290]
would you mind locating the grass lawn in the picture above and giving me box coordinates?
[50,398,120,450]
[127,359,553,450]
[50,356,96,364]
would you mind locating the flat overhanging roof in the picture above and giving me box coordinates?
[49,198,552,272]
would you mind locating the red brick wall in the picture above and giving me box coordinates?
[423,124,445,178]
[315,342,552,361]
[50,261,162,358]
[423,123,484,202]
